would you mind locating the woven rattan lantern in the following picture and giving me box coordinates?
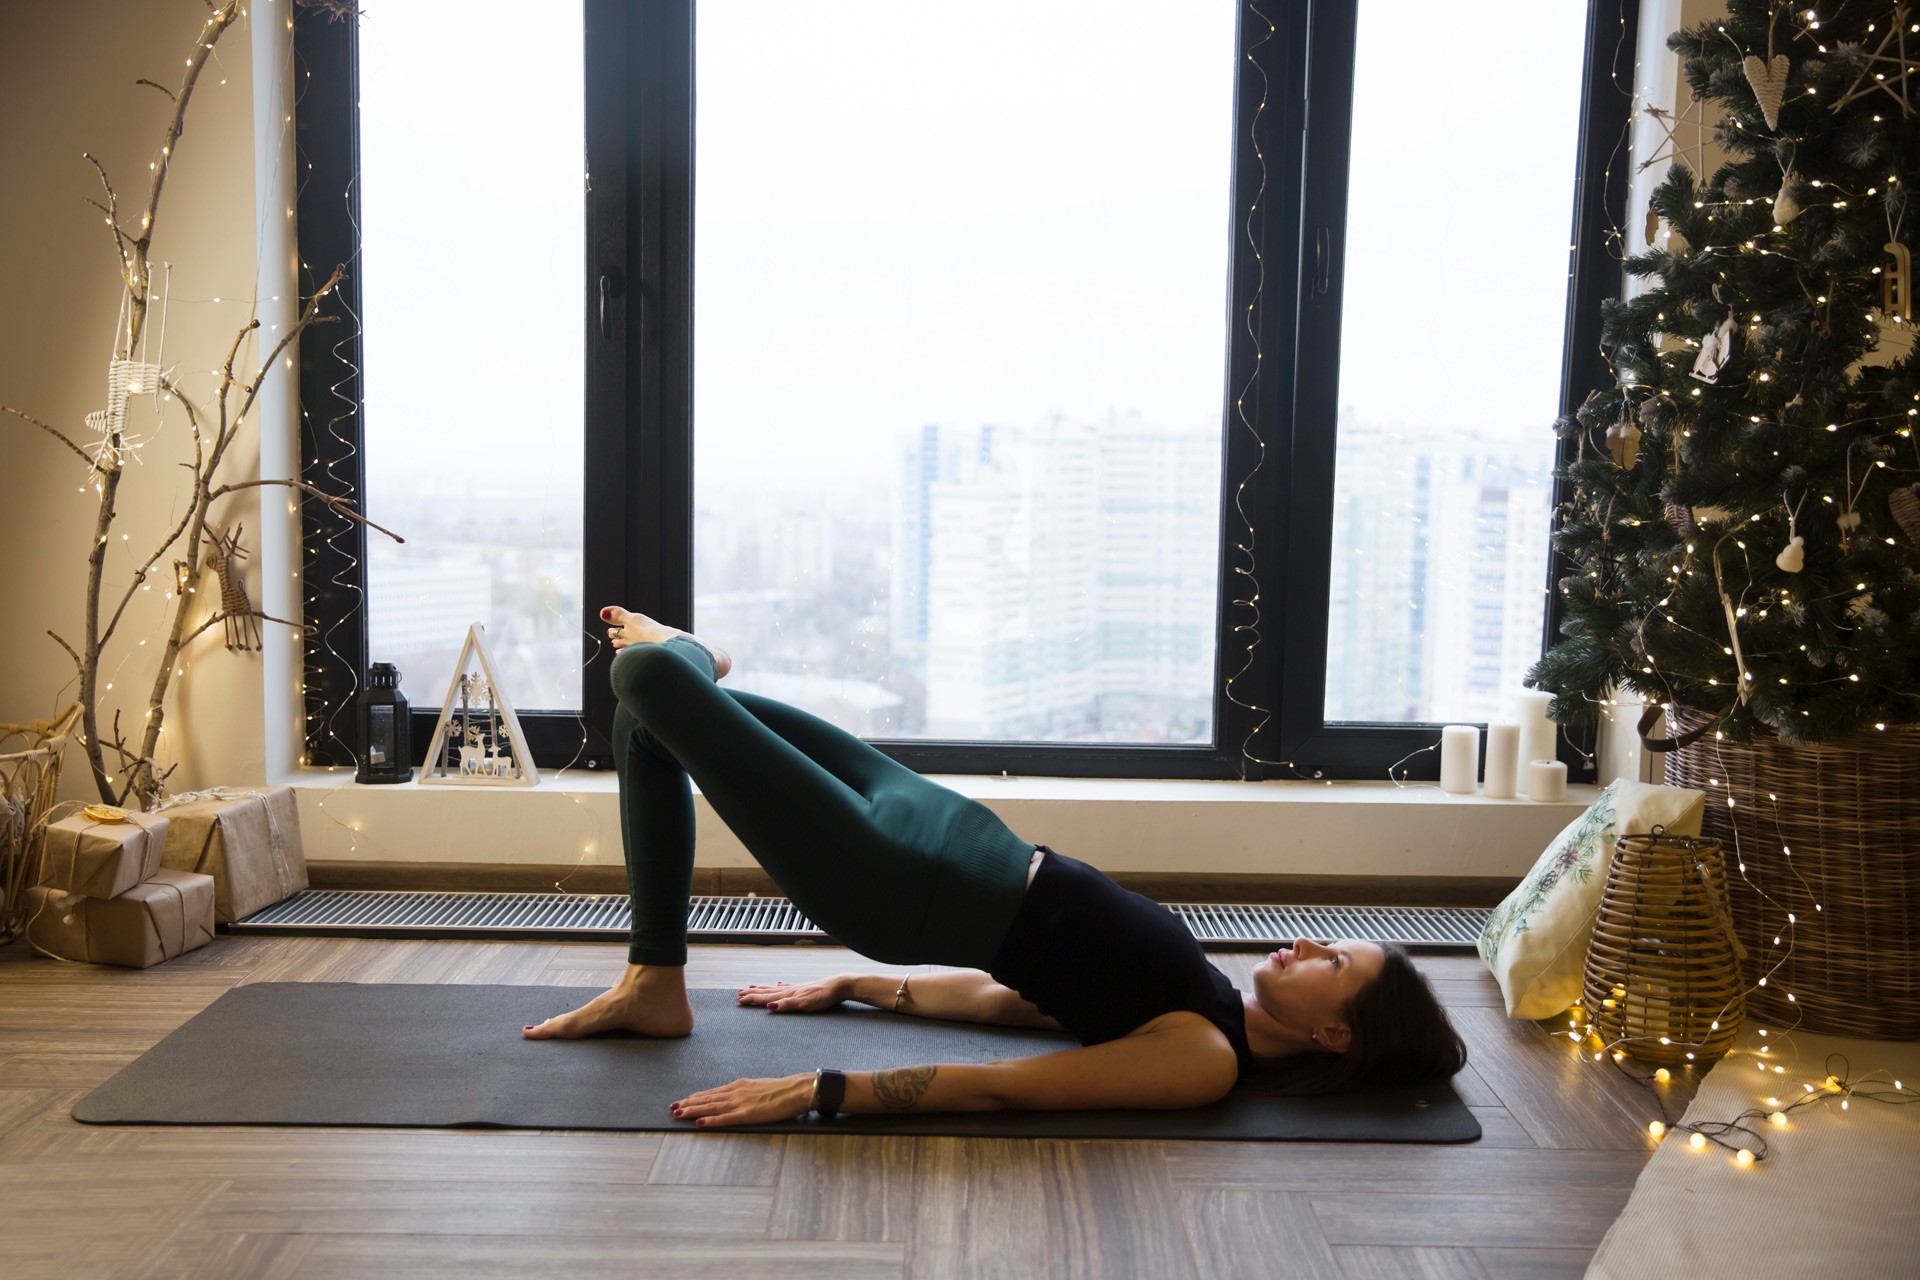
[1582,828,1745,1066]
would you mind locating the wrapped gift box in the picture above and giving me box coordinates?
[157,786,307,923]
[23,868,215,968]
[37,811,167,899]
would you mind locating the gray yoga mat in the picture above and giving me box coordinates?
[72,984,1481,1142]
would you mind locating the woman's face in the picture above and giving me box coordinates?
[1250,937,1386,1043]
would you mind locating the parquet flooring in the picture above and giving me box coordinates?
[0,935,1697,1279]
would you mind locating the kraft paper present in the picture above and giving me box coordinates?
[157,786,307,924]
[23,868,215,968]
[36,811,168,899]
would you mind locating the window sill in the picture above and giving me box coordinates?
[286,766,1591,881]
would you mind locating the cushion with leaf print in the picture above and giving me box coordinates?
[1477,779,1705,1019]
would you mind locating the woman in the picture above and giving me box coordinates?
[524,608,1466,1128]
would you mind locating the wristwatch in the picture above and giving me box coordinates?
[811,1068,847,1121]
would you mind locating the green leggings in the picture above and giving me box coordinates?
[611,637,1037,968]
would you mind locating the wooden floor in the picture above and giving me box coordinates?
[0,934,1698,1280]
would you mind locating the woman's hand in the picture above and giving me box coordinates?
[671,1073,815,1128]
[736,976,849,1014]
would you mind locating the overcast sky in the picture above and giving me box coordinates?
[358,1,1591,510]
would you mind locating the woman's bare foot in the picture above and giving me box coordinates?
[523,964,695,1039]
[600,605,732,678]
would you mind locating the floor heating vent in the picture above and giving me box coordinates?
[229,889,1489,950]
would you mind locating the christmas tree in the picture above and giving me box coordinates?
[1533,0,1920,745]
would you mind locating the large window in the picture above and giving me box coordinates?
[1322,1,1591,727]
[691,2,1234,742]
[297,1,1635,779]
[358,1,586,714]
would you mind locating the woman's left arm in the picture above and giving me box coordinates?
[670,1012,1239,1129]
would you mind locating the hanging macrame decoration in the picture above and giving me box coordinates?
[1688,311,1739,383]
[419,624,538,787]
[1743,52,1790,131]
[83,357,163,477]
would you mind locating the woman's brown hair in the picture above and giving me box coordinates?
[1249,944,1468,1095]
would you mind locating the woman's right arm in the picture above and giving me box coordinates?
[738,970,1063,1030]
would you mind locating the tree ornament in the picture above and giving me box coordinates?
[1665,503,1695,538]
[1772,173,1801,227]
[1692,505,1736,526]
[1889,484,1920,545]
[202,523,263,652]
[1689,311,1739,384]
[1742,53,1790,131]
[1828,11,1919,118]
[1607,406,1643,469]
[1637,96,1709,177]
[1777,489,1807,572]
[1884,241,1912,323]
[1836,508,1862,553]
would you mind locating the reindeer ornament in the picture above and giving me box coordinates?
[202,523,263,652]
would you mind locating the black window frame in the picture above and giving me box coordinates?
[295,0,1635,782]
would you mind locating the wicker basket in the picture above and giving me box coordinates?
[0,702,82,944]
[1582,830,1745,1065]
[1664,706,1920,1038]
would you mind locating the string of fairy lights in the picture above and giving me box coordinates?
[1520,1,1920,1167]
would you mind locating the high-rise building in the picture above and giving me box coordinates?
[910,412,1218,742]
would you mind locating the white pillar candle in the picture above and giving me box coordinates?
[1483,722,1521,799]
[1516,688,1557,772]
[1439,724,1480,795]
[1528,758,1569,803]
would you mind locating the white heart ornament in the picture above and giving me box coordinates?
[1744,54,1789,131]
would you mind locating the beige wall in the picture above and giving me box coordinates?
[0,1,300,799]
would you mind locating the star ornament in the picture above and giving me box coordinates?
[1828,6,1917,119]
[1637,95,1710,176]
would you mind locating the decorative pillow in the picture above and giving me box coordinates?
[1478,779,1706,1019]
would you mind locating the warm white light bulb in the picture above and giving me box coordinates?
[1689,1132,1707,1150]
[1649,1121,1665,1138]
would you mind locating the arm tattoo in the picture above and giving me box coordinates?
[871,1065,938,1110]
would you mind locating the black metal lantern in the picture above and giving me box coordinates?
[355,662,413,784]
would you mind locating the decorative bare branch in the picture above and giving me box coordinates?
[81,152,134,295]
[2,405,93,466]
[298,0,366,22]
[212,478,406,545]
[11,4,378,807]
[47,631,82,674]
[181,609,315,650]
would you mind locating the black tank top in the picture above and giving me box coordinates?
[986,848,1255,1079]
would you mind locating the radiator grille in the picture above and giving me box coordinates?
[229,890,1488,949]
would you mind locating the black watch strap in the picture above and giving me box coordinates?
[813,1068,847,1121]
